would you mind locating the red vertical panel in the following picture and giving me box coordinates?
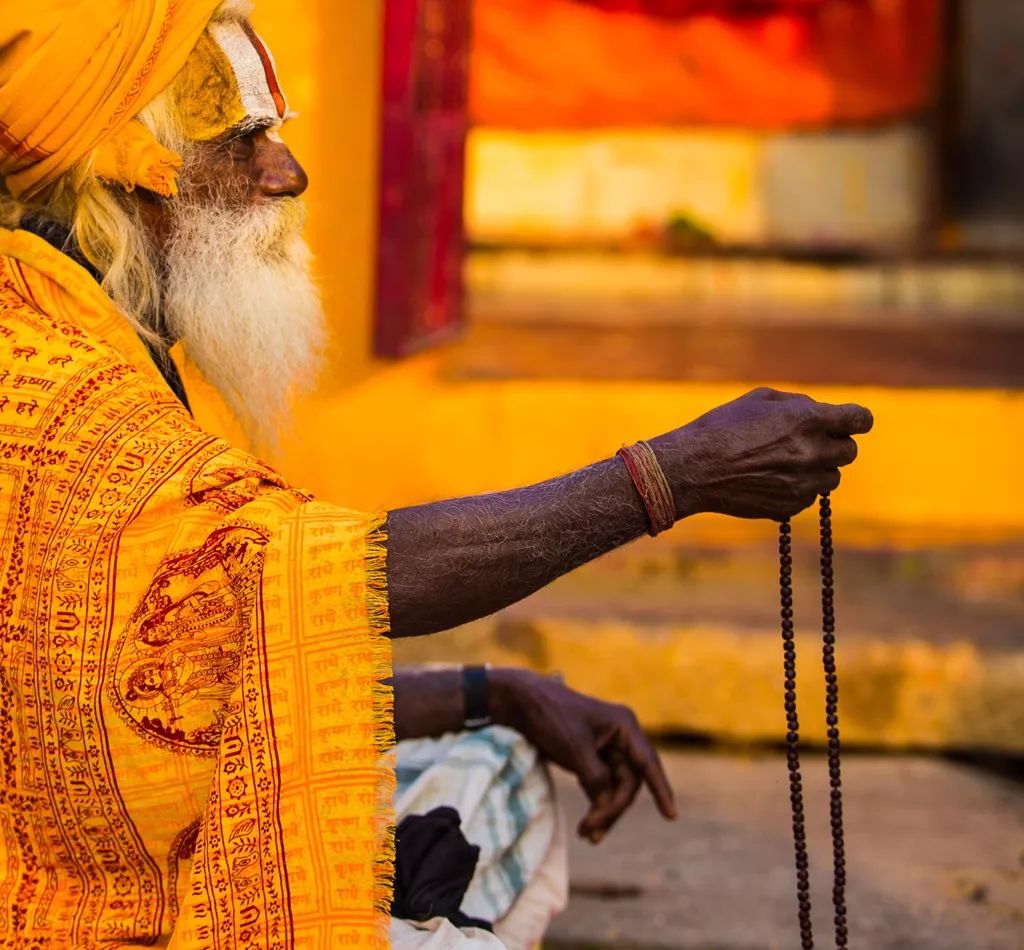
[375,0,472,358]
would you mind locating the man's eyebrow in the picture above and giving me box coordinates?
[215,110,297,144]
[224,115,277,138]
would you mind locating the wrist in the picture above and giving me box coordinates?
[487,667,531,733]
[647,429,705,520]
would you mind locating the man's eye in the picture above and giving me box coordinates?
[223,133,256,160]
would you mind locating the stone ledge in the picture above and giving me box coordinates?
[395,615,1024,755]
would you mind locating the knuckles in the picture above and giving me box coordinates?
[691,389,868,522]
[609,702,638,728]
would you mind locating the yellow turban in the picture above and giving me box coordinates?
[0,0,222,200]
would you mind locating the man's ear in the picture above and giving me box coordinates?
[132,187,177,250]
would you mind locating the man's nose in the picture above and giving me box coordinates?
[256,139,309,198]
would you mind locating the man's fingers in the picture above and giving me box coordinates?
[575,746,613,804]
[624,731,677,821]
[815,402,874,436]
[578,761,641,843]
[645,762,677,822]
[823,436,858,468]
[817,468,842,495]
[577,800,606,842]
[580,732,677,843]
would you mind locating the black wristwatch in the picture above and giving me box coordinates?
[461,664,493,731]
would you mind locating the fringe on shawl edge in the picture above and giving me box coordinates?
[365,512,396,948]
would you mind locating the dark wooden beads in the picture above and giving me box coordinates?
[819,494,848,948]
[779,520,814,949]
[779,495,848,949]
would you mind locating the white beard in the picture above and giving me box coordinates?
[161,196,325,449]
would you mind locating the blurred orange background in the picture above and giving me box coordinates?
[209,0,1022,543]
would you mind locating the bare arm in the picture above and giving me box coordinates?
[392,667,465,741]
[385,388,874,639]
[385,456,654,638]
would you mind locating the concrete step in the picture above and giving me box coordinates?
[446,317,1024,390]
[393,534,1024,754]
[545,750,1024,949]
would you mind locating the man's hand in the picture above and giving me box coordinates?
[652,387,874,521]
[490,668,676,844]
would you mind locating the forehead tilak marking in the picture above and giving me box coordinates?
[239,21,287,120]
[177,19,289,143]
[207,20,288,128]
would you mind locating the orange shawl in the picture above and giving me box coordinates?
[0,228,394,947]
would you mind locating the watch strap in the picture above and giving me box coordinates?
[462,665,492,730]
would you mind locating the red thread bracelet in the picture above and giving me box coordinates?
[617,441,676,536]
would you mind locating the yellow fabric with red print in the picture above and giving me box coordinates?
[0,221,395,948]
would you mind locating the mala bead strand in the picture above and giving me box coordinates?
[780,500,850,950]
[779,519,815,949]
[819,495,848,948]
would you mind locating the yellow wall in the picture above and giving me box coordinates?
[263,0,382,388]
[184,2,1024,544]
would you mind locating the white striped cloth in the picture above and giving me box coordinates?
[391,727,568,950]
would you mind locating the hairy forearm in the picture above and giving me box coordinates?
[385,456,655,639]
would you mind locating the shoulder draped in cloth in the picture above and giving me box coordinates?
[0,227,395,947]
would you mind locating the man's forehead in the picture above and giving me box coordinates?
[175,19,291,143]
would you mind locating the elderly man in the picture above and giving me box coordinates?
[0,1,872,947]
